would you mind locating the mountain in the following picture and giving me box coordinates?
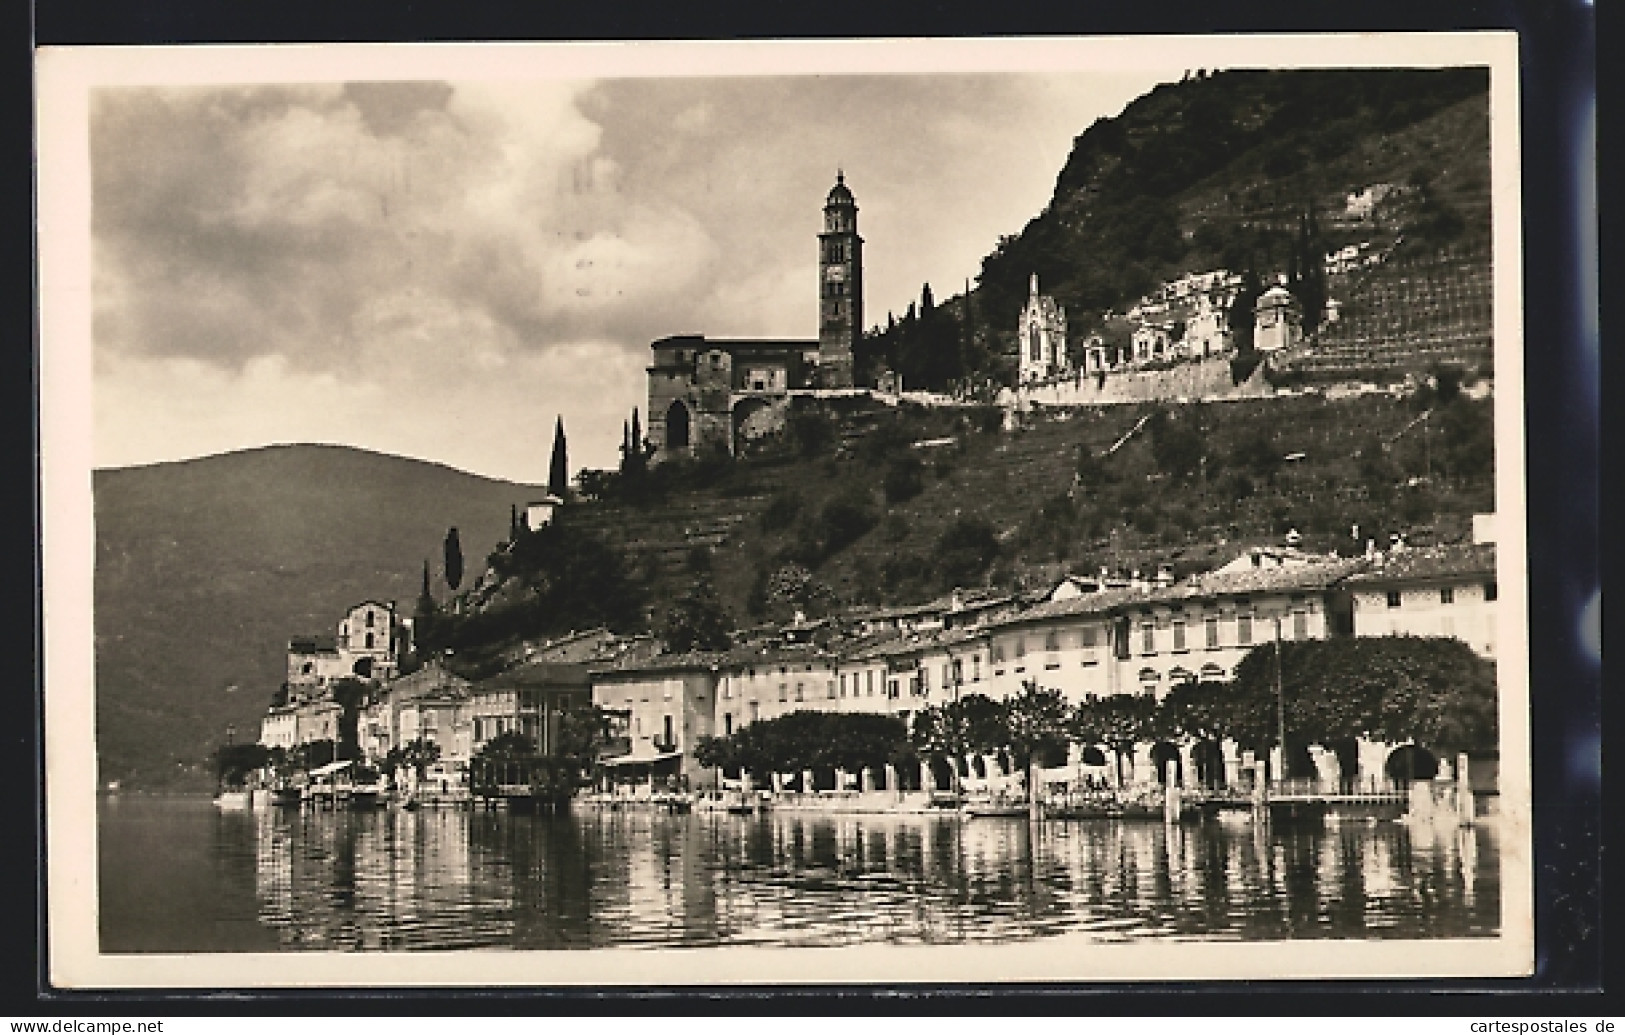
[93,444,545,789]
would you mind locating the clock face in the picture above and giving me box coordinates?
[825,266,845,282]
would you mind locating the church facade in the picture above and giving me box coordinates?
[1017,274,1070,384]
[648,174,862,463]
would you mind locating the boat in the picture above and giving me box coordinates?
[212,790,251,809]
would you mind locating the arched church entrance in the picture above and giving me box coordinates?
[665,400,691,450]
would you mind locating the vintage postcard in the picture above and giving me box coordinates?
[38,33,1532,987]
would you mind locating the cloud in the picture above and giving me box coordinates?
[90,70,1173,476]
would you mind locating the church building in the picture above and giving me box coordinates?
[647,173,863,462]
[1017,274,1069,384]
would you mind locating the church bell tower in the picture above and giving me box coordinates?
[817,170,863,388]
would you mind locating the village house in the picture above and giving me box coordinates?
[467,661,594,757]
[357,659,471,762]
[1344,542,1498,658]
[589,651,725,788]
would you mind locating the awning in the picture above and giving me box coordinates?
[599,751,682,767]
[308,760,354,777]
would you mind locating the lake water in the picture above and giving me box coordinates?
[98,796,1499,952]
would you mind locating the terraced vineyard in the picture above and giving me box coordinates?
[1289,242,1495,383]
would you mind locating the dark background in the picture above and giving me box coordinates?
[17,0,1601,1014]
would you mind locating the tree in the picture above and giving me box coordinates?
[1228,270,1264,354]
[213,742,271,789]
[1225,635,1500,760]
[696,712,910,788]
[1071,693,1157,786]
[659,573,733,653]
[1005,681,1073,819]
[444,527,464,592]
[548,415,569,496]
[415,559,435,620]
[383,737,441,779]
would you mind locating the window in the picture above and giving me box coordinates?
[827,680,836,699]
[1171,620,1187,652]
[866,671,874,696]
[1237,614,1253,645]
[795,682,804,702]
[365,611,375,628]
[1014,638,1026,659]
[1044,630,1060,651]
[1205,617,1220,648]
[1292,609,1308,640]
[365,632,375,649]
[723,679,732,700]
[1440,586,1455,605]
[1485,580,1498,601]
[724,713,733,735]
[778,683,788,703]
[839,673,847,697]
[1141,622,1156,654]
[1080,626,1098,648]
[991,644,1005,663]
[972,655,982,681]
[749,701,759,722]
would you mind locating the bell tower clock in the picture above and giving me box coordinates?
[817,170,863,388]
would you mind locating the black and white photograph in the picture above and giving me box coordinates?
[38,34,1532,986]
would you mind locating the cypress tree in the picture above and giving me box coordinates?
[510,503,521,541]
[443,527,464,592]
[416,558,435,618]
[548,416,569,496]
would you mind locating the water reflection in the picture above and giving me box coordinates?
[98,798,1501,952]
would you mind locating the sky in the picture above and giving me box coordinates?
[91,69,1178,483]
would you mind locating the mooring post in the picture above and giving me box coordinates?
[1164,760,1181,825]
[1456,751,1475,827]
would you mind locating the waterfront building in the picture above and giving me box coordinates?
[468,661,594,757]
[1344,542,1499,658]
[358,660,471,762]
[589,651,726,788]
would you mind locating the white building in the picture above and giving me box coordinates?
[1344,543,1499,658]
[1017,274,1069,384]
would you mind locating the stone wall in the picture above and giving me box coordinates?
[1002,354,1274,409]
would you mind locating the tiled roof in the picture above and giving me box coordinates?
[474,661,594,690]
[1344,543,1496,585]
[591,649,731,677]
[1182,555,1371,597]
